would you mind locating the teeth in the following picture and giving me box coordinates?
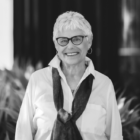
[66,52,78,56]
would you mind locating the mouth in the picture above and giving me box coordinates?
[65,52,79,56]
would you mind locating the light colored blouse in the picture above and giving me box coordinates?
[15,55,123,140]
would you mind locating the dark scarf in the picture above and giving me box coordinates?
[51,67,94,140]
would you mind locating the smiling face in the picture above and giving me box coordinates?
[54,28,92,66]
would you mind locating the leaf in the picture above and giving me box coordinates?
[119,97,136,123]
[0,58,40,140]
[0,107,18,120]
[116,88,126,103]
[132,126,140,140]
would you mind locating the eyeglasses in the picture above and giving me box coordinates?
[56,35,87,47]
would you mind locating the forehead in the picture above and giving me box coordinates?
[57,28,85,38]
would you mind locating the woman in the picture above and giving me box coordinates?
[15,11,123,140]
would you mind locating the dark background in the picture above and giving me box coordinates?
[13,0,140,107]
[13,0,122,83]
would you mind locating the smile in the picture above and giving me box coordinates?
[65,52,79,56]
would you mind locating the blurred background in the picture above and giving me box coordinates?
[0,0,140,139]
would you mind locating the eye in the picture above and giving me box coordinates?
[61,39,68,43]
[72,36,82,42]
[58,38,68,44]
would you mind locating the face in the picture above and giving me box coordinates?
[54,28,92,66]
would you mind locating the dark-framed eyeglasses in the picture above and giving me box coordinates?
[56,35,87,47]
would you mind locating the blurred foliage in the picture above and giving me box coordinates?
[0,60,140,140]
[0,60,42,140]
[117,88,140,140]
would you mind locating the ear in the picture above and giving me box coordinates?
[87,37,92,49]
[54,41,58,51]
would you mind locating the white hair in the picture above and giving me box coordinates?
[53,11,93,41]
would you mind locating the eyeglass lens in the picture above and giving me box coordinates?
[57,36,85,46]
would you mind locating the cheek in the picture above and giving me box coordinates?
[56,47,65,57]
[81,44,89,54]
[55,44,62,53]
[55,44,59,52]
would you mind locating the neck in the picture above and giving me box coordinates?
[62,61,86,78]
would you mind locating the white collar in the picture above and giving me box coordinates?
[48,55,96,78]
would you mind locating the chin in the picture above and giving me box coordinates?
[64,59,83,66]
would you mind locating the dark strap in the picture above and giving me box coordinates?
[51,67,94,140]
[52,67,64,111]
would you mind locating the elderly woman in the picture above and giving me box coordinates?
[15,11,123,140]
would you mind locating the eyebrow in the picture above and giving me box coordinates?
[56,35,85,39]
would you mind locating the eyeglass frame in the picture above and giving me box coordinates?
[56,35,88,47]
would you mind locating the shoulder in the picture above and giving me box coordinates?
[29,66,53,86]
[92,70,114,98]
[94,70,112,87]
[28,66,54,100]
[87,57,112,87]
[31,66,52,79]
[89,70,115,108]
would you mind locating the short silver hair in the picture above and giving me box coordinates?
[53,11,93,42]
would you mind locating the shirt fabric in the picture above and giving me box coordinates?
[15,55,123,140]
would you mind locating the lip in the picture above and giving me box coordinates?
[65,52,79,56]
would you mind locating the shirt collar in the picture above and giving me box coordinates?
[48,55,96,77]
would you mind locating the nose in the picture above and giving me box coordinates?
[66,40,75,48]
